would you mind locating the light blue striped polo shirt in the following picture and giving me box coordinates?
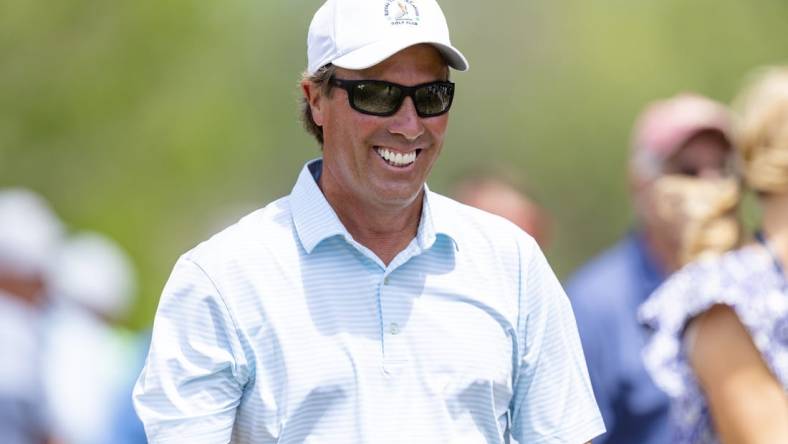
[134,159,604,444]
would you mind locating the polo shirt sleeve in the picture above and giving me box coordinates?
[510,236,605,443]
[133,257,249,444]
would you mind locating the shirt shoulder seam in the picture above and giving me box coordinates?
[181,256,250,381]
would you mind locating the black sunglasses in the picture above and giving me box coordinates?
[329,77,455,117]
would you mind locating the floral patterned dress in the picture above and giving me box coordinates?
[639,243,788,444]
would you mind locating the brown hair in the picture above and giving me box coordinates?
[299,64,336,146]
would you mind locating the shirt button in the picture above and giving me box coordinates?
[389,322,400,335]
[383,277,390,285]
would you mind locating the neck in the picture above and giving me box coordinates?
[761,192,788,266]
[320,179,423,267]
[641,227,680,274]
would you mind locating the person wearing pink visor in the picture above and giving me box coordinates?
[566,93,739,444]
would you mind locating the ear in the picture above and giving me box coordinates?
[301,80,326,127]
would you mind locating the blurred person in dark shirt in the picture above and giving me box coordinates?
[565,94,741,444]
[0,188,63,444]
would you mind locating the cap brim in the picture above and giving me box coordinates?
[332,38,468,72]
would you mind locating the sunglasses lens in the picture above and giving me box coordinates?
[414,83,453,116]
[338,79,454,117]
[353,82,403,115]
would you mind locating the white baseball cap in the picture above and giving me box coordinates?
[50,231,137,320]
[0,188,64,278]
[307,0,469,75]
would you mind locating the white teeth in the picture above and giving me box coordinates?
[375,147,417,166]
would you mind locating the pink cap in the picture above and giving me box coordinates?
[631,93,732,176]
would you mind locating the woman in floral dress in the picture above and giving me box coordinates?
[640,67,788,443]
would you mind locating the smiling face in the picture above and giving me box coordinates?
[303,44,450,213]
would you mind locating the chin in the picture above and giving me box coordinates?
[377,188,423,208]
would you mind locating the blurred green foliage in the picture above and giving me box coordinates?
[2,0,787,328]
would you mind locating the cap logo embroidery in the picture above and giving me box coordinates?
[384,0,420,26]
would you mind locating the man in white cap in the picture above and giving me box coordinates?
[134,1,604,442]
[566,93,738,444]
[0,188,63,444]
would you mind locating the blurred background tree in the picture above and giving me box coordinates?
[2,0,787,329]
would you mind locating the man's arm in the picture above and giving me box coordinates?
[133,257,248,443]
[688,304,788,444]
[509,235,605,443]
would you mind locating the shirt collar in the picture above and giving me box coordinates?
[420,187,462,251]
[290,158,460,254]
[290,159,348,254]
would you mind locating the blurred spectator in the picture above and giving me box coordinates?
[565,94,739,444]
[43,231,141,444]
[640,67,788,443]
[0,188,63,444]
[106,331,150,444]
[452,173,552,249]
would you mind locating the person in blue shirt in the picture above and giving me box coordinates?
[133,1,605,442]
[566,93,740,444]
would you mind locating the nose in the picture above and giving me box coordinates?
[697,165,727,179]
[388,96,424,142]
[698,170,722,179]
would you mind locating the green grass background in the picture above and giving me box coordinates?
[2,1,786,328]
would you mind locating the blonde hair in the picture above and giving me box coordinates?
[649,175,742,266]
[733,66,788,194]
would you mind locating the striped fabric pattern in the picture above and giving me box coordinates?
[133,159,604,444]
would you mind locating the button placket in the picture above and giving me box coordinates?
[379,272,407,374]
